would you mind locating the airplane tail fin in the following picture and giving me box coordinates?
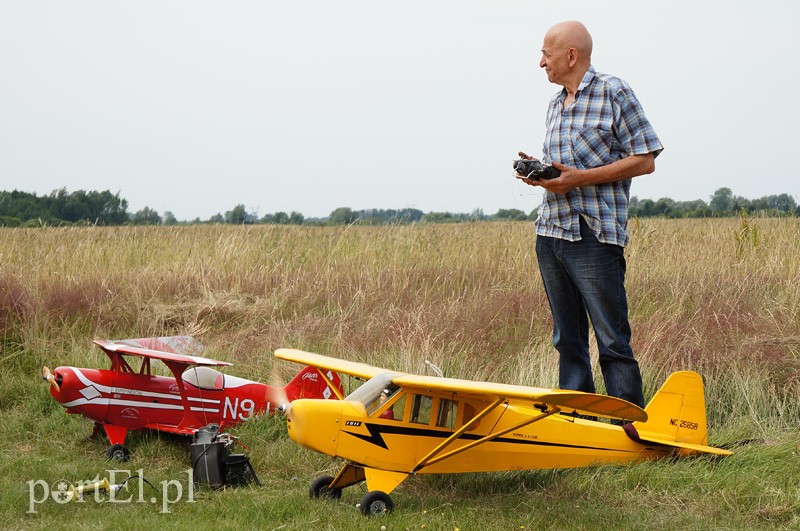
[630,371,732,456]
[284,366,343,402]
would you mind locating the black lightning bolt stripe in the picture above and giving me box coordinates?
[342,422,639,453]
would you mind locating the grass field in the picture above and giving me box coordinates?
[1,218,798,529]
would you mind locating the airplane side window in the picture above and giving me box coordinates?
[411,394,433,425]
[391,394,406,421]
[436,398,457,429]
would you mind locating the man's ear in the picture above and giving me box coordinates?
[567,47,578,67]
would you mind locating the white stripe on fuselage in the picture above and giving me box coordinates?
[68,367,220,404]
[60,396,218,413]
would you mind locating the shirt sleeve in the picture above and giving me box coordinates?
[612,85,664,159]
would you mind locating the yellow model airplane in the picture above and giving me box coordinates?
[275,349,732,516]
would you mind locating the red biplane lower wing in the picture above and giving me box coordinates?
[142,422,197,436]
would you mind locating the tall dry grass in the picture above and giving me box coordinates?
[1,218,798,435]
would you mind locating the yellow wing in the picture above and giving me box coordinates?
[275,349,647,422]
[393,374,647,422]
[275,348,387,380]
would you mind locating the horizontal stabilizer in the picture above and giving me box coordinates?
[625,424,732,456]
[641,435,732,456]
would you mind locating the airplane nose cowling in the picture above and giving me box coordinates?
[286,399,350,457]
[42,366,61,394]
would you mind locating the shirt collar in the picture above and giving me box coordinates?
[557,65,596,101]
[577,65,596,92]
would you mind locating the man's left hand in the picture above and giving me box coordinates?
[536,162,585,194]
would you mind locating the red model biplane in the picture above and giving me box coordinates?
[43,336,343,460]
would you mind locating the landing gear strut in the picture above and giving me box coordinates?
[309,475,342,500]
[308,465,396,517]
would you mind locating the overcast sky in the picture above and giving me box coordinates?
[2,1,798,221]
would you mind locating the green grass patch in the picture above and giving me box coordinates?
[1,220,799,528]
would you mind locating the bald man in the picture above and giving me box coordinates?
[517,21,663,409]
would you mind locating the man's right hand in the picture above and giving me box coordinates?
[515,152,543,186]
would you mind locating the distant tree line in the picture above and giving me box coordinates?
[0,187,797,228]
[0,189,129,227]
[629,188,798,218]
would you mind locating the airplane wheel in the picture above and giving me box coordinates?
[359,490,393,516]
[309,475,342,500]
[106,444,130,461]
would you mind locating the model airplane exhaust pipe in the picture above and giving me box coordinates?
[64,477,124,502]
[42,366,60,392]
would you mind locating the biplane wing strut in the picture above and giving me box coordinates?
[163,360,202,431]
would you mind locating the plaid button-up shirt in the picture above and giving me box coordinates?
[536,66,663,247]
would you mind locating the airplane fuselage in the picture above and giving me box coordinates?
[288,396,673,476]
[50,366,270,434]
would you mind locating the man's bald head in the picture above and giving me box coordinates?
[544,21,593,63]
[539,21,593,91]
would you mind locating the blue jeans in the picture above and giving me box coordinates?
[535,217,644,408]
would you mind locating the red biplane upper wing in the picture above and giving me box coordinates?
[113,336,205,357]
[94,338,232,367]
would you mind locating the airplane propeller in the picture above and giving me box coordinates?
[42,366,60,392]
[269,364,290,413]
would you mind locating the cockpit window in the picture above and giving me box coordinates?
[365,384,401,418]
[345,372,400,406]
[182,366,224,390]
